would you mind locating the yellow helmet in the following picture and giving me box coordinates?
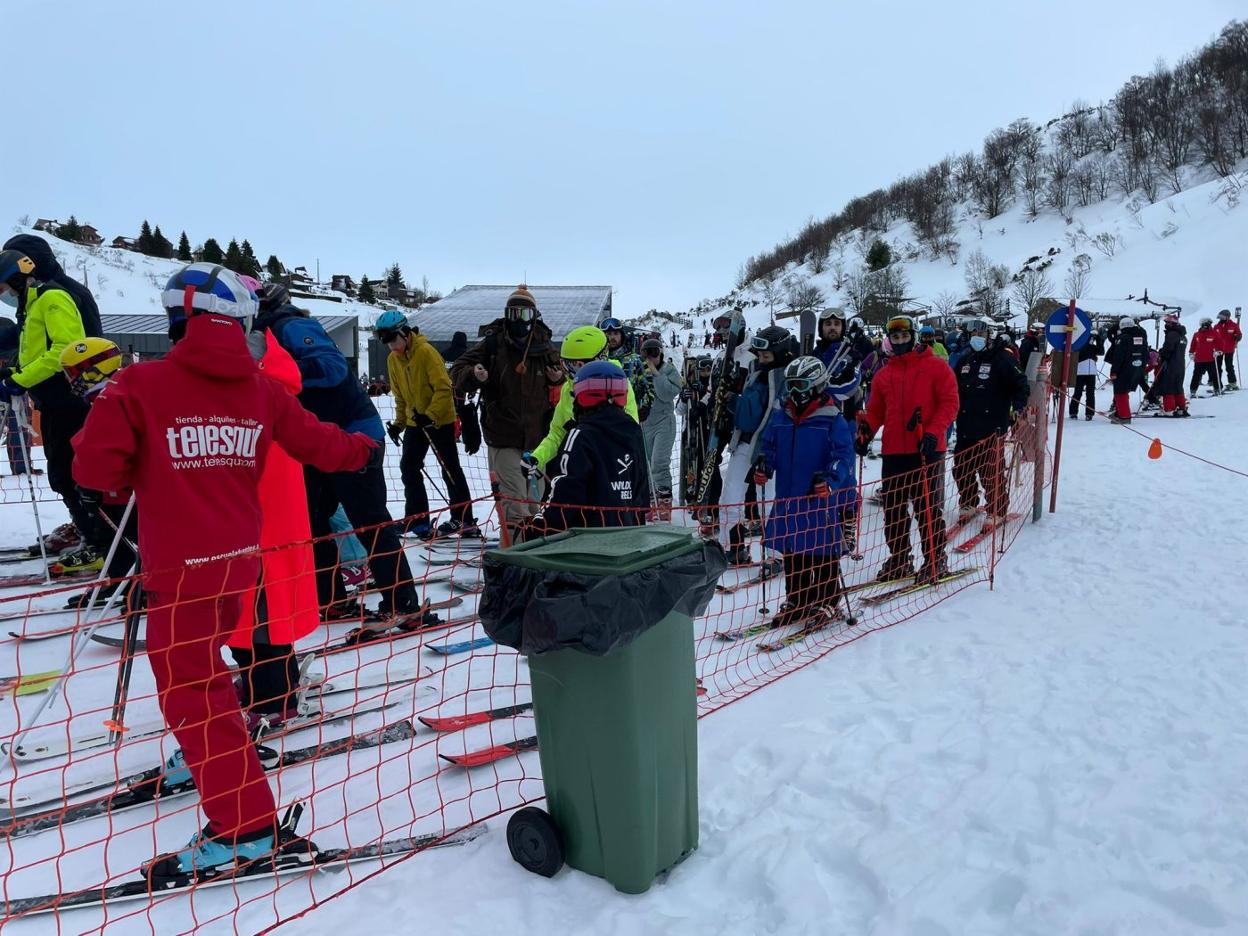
[560,326,607,362]
[60,337,123,397]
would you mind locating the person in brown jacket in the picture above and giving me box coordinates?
[379,311,479,539]
[450,286,563,539]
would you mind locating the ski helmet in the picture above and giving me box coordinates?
[572,359,628,410]
[374,309,412,343]
[0,250,35,289]
[1218,309,1232,320]
[60,337,122,397]
[885,314,917,355]
[750,325,798,364]
[1119,316,1135,329]
[641,337,663,358]
[1200,316,1214,327]
[968,319,991,335]
[560,326,608,375]
[162,264,258,336]
[847,315,865,334]
[257,282,291,315]
[918,324,936,342]
[1029,320,1045,332]
[1164,313,1180,325]
[784,356,829,406]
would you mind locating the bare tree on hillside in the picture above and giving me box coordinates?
[931,290,961,317]
[965,249,1011,318]
[1070,165,1095,207]
[1012,268,1054,314]
[1020,156,1045,218]
[786,277,825,315]
[843,270,872,317]
[808,239,830,275]
[1063,254,1093,300]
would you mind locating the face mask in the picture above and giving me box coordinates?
[507,319,532,340]
[969,336,987,352]
[0,291,17,309]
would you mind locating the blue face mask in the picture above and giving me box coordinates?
[969,335,987,352]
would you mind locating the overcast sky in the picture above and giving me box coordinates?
[3,0,1239,316]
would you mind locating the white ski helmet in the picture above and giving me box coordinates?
[163,263,258,329]
[1119,316,1135,329]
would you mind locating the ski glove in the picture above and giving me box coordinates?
[386,422,403,446]
[752,468,770,487]
[811,478,830,498]
[918,432,939,463]
[0,365,10,383]
[521,452,541,481]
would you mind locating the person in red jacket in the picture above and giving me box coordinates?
[855,315,959,583]
[72,263,377,884]
[1188,318,1222,397]
[1213,309,1241,390]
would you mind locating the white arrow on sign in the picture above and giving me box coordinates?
[1050,315,1087,345]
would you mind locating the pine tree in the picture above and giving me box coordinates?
[865,239,892,272]
[386,263,405,289]
[201,238,224,263]
[240,240,261,277]
[177,231,192,261]
[138,220,155,255]
[57,215,84,244]
[151,225,174,259]
[358,275,376,304]
[224,238,245,272]
[265,255,284,279]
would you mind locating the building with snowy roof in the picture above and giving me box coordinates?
[365,284,613,376]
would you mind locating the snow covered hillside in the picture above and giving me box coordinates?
[288,388,1248,936]
[691,166,1248,339]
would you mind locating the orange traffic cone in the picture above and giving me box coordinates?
[1148,438,1163,460]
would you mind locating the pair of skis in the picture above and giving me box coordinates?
[2,805,487,918]
[953,513,1021,554]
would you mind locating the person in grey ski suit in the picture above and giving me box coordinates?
[640,338,682,509]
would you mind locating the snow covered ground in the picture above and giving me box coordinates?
[280,395,1248,935]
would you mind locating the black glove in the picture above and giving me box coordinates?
[638,404,651,422]
[413,412,433,429]
[919,432,939,462]
[76,485,104,514]
[457,401,482,455]
[386,422,403,447]
[0,365,11,383]
[853,418,872,457]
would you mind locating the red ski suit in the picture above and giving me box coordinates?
[1189,328,1219,364]
[73,313,375,838]
[1214,318,1242,355]
[227,339,319,650]
[861,346,960,454]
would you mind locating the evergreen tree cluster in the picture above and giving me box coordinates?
[132,220,275,279]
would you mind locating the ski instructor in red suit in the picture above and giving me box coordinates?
[72,263,377,883]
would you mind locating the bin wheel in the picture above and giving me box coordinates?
[507,807,564,877]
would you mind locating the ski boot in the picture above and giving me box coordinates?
[245,702,305,737]
[27,522,81,557]
[915,554,949,585]
[957,505,979,522]
[403,521,434,542]
[1138,399,1160,413]
[725,545,752,568]
[340,564,370,590]
[1107,413,1131,425]
[143,813,316,886]
[758,556,783,580]
[877,553,915,583]
[655,491,673,522]
[50,545,103,576]
[433,518,480,539]
[1174,406,1190,418]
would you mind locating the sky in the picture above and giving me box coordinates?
[2,0,1241,318]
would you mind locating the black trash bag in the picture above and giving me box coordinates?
[481,539,726,656]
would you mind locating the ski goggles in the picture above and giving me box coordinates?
[713,315,733,331]
[599,317,623,332]
[505,304,537,323]
[642,346,661,358]
[375,325,405,344]
[561,358,588,375]
[885,316,914,338]
[750,334,781,352]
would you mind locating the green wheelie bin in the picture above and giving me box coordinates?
[480,525,725,894]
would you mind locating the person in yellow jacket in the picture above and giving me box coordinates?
[0,248,95,547]
[376,310,479,539]
[523,325,639,479]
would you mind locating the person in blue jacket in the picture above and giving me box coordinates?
[719,325,796,568]
[253,283,420,624]
[754,356,855,627]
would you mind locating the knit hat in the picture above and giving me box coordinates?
[507,284,538,313]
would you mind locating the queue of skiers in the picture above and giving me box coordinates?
[0,230,1239,888]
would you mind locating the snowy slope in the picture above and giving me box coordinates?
[689,167,1248,339]
[283,396,1248,936]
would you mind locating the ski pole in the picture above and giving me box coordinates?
[7,400,50,584]
[92,506,144,747]
[1,495,137,776]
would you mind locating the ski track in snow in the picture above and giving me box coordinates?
[282,394,1248,936]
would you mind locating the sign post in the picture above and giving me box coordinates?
[1046,301,1090,513]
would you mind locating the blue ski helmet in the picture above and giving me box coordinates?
[572,359,628,409]
[374,310,412,343]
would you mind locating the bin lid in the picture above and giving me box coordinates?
[486,525,704,576]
